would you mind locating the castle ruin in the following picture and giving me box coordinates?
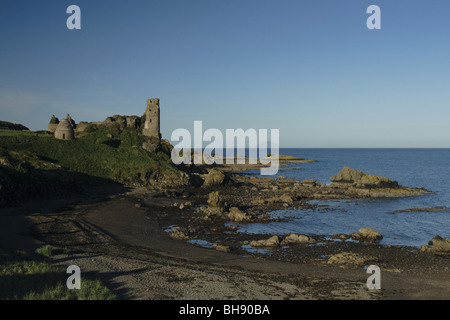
[143,98,161,140]
[47,98,161,145]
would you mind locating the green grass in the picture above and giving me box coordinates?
[0,127,178,182]
[0,130,36,136]
[35,245,70,258]
[0,127,187,206]
[0,249,116,300]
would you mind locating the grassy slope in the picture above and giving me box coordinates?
[0,128,186,206]
[1,128,177,181]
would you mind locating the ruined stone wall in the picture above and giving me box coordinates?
[48,115,59,133]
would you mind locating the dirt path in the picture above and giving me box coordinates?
[2,187,449,300]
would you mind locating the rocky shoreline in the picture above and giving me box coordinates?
[155,160,449,266]
[164,163,434,241]
[3,155,449,300]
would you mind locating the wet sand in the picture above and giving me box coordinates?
[3,186,448,300]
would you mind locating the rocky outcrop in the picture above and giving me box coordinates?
[331,228,383,243]
[350,228,383,243]
[331,167,398,188]
[200,191,225,216]
[432,235,450,252]
[319,167,432,198]
[202,169,225,188]
[421,235,450,253]
[207,191,223,208]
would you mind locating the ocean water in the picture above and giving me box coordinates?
[238,148,450,248]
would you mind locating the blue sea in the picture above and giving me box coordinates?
[239,148,450,248]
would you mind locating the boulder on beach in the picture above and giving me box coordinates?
[250,235,280,248]
[212,243,231,253]
[330,233,350,241]
[280,233,315,245]
[202,169,225,188]
[359,228,383,241]
[207,191,223,208]
[350,228,383,243]
[170,227,189,240]
[200,191,224,216]
[227,207,250,223]
[431,235,450,252]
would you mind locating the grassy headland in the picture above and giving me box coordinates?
[0,126,187,207]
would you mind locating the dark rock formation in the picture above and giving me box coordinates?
[331,166,398,188]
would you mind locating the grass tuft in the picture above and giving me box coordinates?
[35,245,70,258]
[0,248,116,300]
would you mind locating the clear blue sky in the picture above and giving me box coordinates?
[1,0,450,147]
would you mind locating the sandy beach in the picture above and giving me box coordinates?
[1,184,448,300]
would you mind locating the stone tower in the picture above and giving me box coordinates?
[143,98,161,140]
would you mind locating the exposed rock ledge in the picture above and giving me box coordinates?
[319,166,432,198]
[391,207,450,214]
